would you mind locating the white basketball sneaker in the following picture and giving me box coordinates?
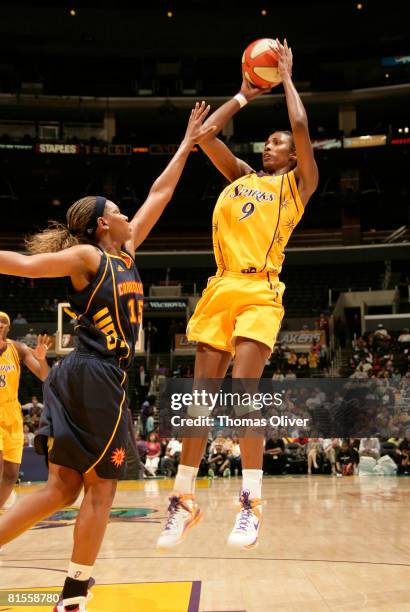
[157,494,203,550]
[227,489,262,550]
[53,595,87,611]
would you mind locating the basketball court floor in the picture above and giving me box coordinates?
[1,476,410,611]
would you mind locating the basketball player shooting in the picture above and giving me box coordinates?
[157,39,318,551]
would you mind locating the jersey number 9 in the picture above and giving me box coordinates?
[239,201,255,221]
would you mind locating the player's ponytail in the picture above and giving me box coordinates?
[26,196,98,254]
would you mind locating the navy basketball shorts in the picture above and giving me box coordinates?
[35,351,129,480]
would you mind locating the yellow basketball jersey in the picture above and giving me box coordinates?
[0,340,21,425]
[212,170,304,274]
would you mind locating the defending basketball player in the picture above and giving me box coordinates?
[157,40,318,550]
[0,102,215,612]
[0,312,50,509]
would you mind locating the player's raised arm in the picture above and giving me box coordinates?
[15,335,52,381]
[276,39,318,204]
[198,79,270,183]
[127,102,216,252]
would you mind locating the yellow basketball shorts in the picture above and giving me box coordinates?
[187,270,285,354]
[0,411,24,465]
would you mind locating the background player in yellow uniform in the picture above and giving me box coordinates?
[158,40,319,550]
[0,311,50,509]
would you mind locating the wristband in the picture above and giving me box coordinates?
[233,93,248,108]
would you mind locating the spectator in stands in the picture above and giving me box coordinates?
[272,368,284,380]
[153,361,168,383]
[29,411,41,432]
[336,439,355,475]
[398,430,410,474]
[318,312,329,344]
[398,328,410,348]
[352,359,372,379]
[359,438,380,460]
[263,434,285,475]
[140,394,156,438]
[323,438,340,475]
[21,395,43,417]
[287,350,298,371]
[305,387,326,410]
[209,432,226,455]
[228,436,242,476]
[23,423,35,447]
[293,435,309,446]
[136,433,148,464]
[307,438,323,474]
[144,432,161,477]
[392,368,402,383]
[145,407,155,438]
[12,313,27,325]
[207,443,230,478]
[160,437,182,477]
[308,349,318,374]
[374,323,390,340]
[223,435,233,455]
[23,329,37,346]
[311,339,321,357]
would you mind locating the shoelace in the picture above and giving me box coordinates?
[236,490,255,533]
[164,496,189,531]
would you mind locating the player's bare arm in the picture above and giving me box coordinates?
[199,79,272,183]
[126,102,216,252]
[14,335,52,382]
[277,39,319,205]
[0,245,100,290]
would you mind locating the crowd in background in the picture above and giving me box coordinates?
[13,323,410,480]
[135,424,410,479]
[348,325,410,380]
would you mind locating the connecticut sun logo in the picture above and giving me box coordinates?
[111,447,126,467]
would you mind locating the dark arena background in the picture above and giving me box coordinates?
[1,1,410,611]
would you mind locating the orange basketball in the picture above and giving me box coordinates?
[242,38,281,88]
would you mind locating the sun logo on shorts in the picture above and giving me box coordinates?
[111,447,126,467]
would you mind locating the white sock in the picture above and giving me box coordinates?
[174,464,198,495]
[68,561,93,582]
[242,469,263,500]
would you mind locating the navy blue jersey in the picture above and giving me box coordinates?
[68,248,143,370]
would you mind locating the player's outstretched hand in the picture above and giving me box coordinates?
[183,101,217,145]
[240,76,273,101]
[30,334,52,361]
[276,38,293,80]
